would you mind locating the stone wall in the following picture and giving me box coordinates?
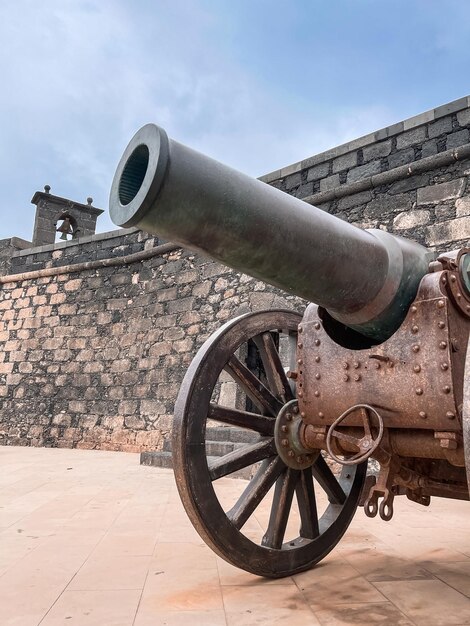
[2,95,470,451]
[260,95,470,253]
[0,236,304,451]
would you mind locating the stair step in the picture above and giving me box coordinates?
[140,450,173,469]
[140,450,261,480]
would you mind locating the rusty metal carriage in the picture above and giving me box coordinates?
[109,123,470,578]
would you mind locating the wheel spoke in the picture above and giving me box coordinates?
[296,469,320,540]
[225,355,283,416]
[312,454,346,504]
[262,468,298,549]
[227,456,285,529]
[253,332,294,402]
[208,439,276,481]
[208,403,274,436]
[261,467,299,550]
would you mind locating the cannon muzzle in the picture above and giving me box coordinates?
[109,124,433,341]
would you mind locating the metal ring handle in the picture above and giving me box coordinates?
[326,403,384,466]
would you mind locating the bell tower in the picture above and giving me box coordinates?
[30,185,104,247]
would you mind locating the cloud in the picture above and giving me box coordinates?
[0,1,457,240]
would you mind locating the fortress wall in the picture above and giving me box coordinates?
[1,96,470,451]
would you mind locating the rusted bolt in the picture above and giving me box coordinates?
[342,362,349,369]
[353,361,360,369]
[315,356,320,363]
[318,412,324,418]
[285,413,292,421]
[281,425,288,433]
[419,411,427,419]
[315,373,321,380]
[297,359,303,365]
[446,411,456,420]
[413,365,421,373]
[288,450,295,458]
[438,321,445,329]
[281,438,289,447]
[354,374,361,382]
[457,292,462,299]
[415,387,423,396]
[411,305,417,313]
[298,325,303,333]
[314,339,321,346]
[412,325,419,334]
[314,390,320,397]
[441,363,449,371]
[314,322,320,330]
[300,411,306,418]
[442,385,451,394]
[293,405,299,414]
[437,300,445,308]
[298,342,303,349]
[286,370,298,380]
[374,362,380,369]
[439,341,447,349]
[412,345,420,353]
[297,456,304,463]
[451,274,457,283]
[343,374,350,382]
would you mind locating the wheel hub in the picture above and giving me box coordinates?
[274,399,318,470]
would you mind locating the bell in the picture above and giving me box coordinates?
[56,217,73,240]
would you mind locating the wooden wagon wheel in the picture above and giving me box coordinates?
[172,310,367,578]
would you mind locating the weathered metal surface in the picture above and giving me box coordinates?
[109,124,432,341]
[302,426,465,465]
[298,270,468,432]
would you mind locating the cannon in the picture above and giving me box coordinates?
[110,124,470,578]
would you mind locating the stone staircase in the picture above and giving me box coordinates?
[140,427,260,479]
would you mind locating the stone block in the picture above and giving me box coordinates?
[393,210,430,230]
[397,126,426,149]
[456,196,470,217]
[428,116,452,138]
[320,174,340,192]
[306,162,330,181]
[365,193,413,220]
[421,139,438,158]
[64,279,82,292]
[337,190,373,211]
[417,179,465,205]
[446,129,469,149]
[332,151,357,173]
[425,216,470,246]
[347,160,381,183]
[388,148,415,169]
[457,108,470,127]
[141,400,165,415]
[124,415,146,430]
[362,140,392,161]
[284,172,301,190]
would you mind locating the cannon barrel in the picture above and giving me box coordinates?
[109,124,433,341]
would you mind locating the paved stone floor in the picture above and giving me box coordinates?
[0,446,469,626]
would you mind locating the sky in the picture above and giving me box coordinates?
[0,0,469,240]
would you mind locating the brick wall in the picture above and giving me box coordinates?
[1,96,470,451]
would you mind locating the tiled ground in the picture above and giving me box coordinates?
[0,446,469,626]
